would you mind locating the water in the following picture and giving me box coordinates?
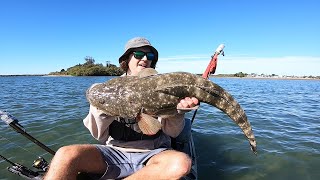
[0,76,319,180]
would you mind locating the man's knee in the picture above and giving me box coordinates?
[169,152,192,176]
[151,151,191,178]
[54,145,83,164]
[52,145,105,172]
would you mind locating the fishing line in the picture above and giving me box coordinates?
[1,134,50,174]
[0,134,41,158]
[0,110,56,155]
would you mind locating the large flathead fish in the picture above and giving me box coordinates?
[86,70,257,154]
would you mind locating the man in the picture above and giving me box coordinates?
[44,37,198,180]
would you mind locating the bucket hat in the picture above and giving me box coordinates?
[118,37,159,68]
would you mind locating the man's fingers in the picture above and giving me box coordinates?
[178,97,199,108]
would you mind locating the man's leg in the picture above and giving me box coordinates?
[125,150,191,180]
[44,144,107,180]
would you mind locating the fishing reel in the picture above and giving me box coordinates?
[33,157,49,172]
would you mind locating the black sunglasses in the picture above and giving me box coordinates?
[133,51,155,61]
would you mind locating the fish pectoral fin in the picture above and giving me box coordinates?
[177,105,199,114]
[137,113,162,135]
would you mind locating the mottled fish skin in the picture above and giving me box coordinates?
[86,72,257,154]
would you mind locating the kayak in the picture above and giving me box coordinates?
[174,118,198,180]
[1,110,197,180]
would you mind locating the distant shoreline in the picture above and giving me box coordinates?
[1,74,319,80]
[0,74,48,77]
[0,74,114,77]
[211,76,320,81]
[44,74,73,77]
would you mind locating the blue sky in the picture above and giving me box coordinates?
[1,0,319,76]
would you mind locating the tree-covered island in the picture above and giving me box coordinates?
[49,56,124,76]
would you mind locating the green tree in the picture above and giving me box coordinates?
[84,56,95,65]
[49,56,123,76]
[234,72,247,77]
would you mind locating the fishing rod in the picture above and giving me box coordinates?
[0,154,43,180]
[0,111,91,180]
[0,110,56,155]
[191,44,225,124]
[0,133,50,171]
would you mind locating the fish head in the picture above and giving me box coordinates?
[86,77,142,117]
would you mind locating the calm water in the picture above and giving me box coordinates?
[0,76,319,180]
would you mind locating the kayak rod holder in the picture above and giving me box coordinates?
[192,44,225,124]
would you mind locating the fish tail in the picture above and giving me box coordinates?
[194,83,257,154]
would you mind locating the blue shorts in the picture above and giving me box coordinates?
[93,145,168,179]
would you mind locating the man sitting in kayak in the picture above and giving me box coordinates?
[44,37,199,180]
